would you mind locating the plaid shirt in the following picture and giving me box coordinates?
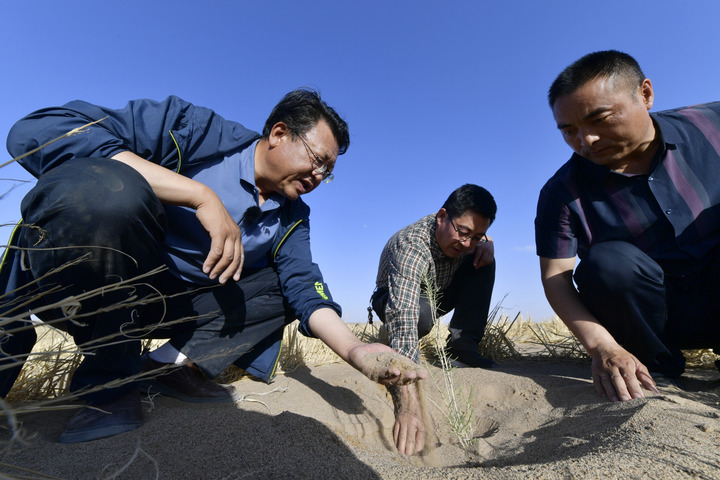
[375,214,467,362]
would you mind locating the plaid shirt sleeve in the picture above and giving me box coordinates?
[383,243,431,363]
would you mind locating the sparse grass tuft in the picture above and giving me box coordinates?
[422,276,475,449]
[525,316,590,361]
[5,324,80,404]
[683,348,720,369]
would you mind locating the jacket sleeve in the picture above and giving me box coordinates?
[273,210,342,338]
[6,96,260,177]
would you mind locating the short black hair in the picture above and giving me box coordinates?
[548,50,646,108]
[442,184,497,224]
[262,88,350,155]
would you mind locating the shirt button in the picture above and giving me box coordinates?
[648,176,654,181]
[665,209,672,215]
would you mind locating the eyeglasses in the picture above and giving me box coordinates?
[447,214,488,245]
[298,135,334,183]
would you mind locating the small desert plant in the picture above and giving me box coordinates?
[683,348,720,368]
[421,275,475,449]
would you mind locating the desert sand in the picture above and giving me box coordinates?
[1,360,719,479]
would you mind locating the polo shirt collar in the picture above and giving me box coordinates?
[652,110,685,147]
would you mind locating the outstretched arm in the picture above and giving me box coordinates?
[540,256,658,401]
[308,308,427,385]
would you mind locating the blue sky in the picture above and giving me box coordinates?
[1,1,718,322]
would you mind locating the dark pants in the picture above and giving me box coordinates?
[160,266,293,379]
[372,258,496,352]
[574,241,720,377]
[10,158,291,403]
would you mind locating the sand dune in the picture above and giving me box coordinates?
[2,361,719,479]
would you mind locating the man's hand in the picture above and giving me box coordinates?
[347,342,427,386]
[472,236,494,268]
[591,343,658,402]
[539,256,658,402]
[388,384,426,455]
[307,310,429,455]
[309,309,428,385]
[195,195,245,284]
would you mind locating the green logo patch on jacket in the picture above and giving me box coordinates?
[314,282,329,300]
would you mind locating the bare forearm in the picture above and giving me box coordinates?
[307,308,363,363]
[308,308,426,385]
[112,150,244,284]
[545,282,618,354]
[540,258,618,356]
[111,151,215,208]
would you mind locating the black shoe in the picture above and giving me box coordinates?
[59,389,142,444]
[650,372,683,389]
[447,348,498,369]
[139,355,238,404]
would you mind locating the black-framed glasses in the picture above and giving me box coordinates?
[448,214,488,245]
[298,135,334,184]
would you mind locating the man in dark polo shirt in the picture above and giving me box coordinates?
[535,50,720,403]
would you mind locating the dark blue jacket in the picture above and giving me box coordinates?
[2,96,341,386]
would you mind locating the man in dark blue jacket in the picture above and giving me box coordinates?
[1,89,425,453]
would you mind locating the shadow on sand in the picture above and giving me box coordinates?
[0,393,384,480]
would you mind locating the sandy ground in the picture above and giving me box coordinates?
[1,360,719,479]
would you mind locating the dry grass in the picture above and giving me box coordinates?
[5,324,80,404]
[9,313,720,405]
[5,312,720,406]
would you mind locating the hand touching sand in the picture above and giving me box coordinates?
[591,343,658,402]
[388,382,427,455]
[308,309,428,454]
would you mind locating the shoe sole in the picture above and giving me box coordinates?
[138,379,239,404]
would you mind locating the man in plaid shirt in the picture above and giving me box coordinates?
[370,184,497,453]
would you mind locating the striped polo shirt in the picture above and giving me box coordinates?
[535,102,720,270]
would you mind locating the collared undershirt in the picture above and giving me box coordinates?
[162,139,284,284]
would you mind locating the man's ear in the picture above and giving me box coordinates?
[268,122,290,148]
[640,78,654,111]
[436,208,447,227]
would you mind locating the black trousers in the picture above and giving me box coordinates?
[12,158,291,403]
[574,241,720,377]
[372,258,496,353]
